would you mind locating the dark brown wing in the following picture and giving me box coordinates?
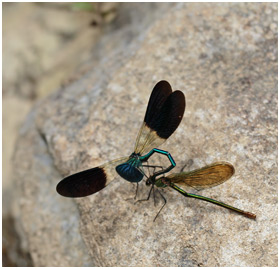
[56,157,129,197]
[134,81,185,154]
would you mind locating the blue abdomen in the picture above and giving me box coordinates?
[116,163,143,182]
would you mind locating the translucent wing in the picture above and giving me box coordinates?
[56,156,129,197]
[134,81,185,155]
[163,162,234,190]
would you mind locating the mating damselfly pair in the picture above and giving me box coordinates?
[57,81,256,220]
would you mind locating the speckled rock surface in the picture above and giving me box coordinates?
[13,3,277,266]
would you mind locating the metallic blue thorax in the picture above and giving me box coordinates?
[115,153,143,183]
[115,148,176,183]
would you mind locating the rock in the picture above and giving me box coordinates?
[13,3,277,266]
